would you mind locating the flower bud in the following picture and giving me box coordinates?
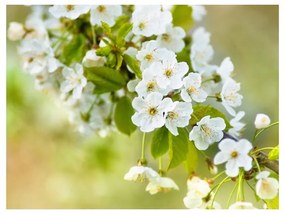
[254,113,271,129]
[8,22,25,41]
[206,158,218,175]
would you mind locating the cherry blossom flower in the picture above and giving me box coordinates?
[156,25,186,53]
[220,78,243,116]
[229,201,256,209]
[214,138,253,177]
[191,6,207,21]
[256,171,279,199]
[254,113,271,129]
[124,165,159,182]
[90,5,122,26]
[82,50,106,67]
[217,57,234,81]
[146,176,179,194]
[190,116,226,150]
[136,41,160,70]
[131,92,173,132]
[8,22,26,41]
[49,5,90,20]
[228,111,245,138]
[60,63,87,100]
[165,102,193,136]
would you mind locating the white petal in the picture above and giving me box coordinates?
[237,155,252,171]
[236,139,253,154]
[218,139,236,152]
[132,97,146,111]
[214,151,229,165]
[225,159,239,177]
[256,171,270,180]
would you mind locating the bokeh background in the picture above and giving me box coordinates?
[6,5,278,209]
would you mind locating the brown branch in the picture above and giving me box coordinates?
[257,152,279,174]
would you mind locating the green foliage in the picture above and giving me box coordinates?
[268,146,279,160]
[190,105,232,131]
[172,6,193,31]
[116,23,133,47]
[184,141,198,175]
[151,127,170,159]
[61,34,87,65]
[101,21,112,35]
[84,66,126,94]
[168,129,189,170]
[266,196,279,209]
[114,96,136,136]
[123,54,142,79]
[96,46,112,56]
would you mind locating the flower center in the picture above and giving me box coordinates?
[164,69,173,78]
[138,22,146,30]
[187,86,197,94]
[145,53,153,61]
[162,33,171,42]
[167,111,178,119]
[146,81,156,92]
[148,107,157,116]
[65,5,75,11]
[97,5,106,13]
[201,125,212,136]
[231,151,238,158]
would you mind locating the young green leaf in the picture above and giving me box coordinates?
[114,96,136,135]
[61,34,87,66]
[190,105,232,131]
[123,54,142,79]
[115,54,123,70]
[172,6,193,31]
[84,66,126,94]
[96,46,112,56]
[116,23,133,46]
[168,129,189,169]
[266,196,279,209]
[101,21,112,34]
[184,141,198,175]
[268,146,279,160]
[151,127,170,159]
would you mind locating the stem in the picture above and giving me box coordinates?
[253,121,279,142]
[141,132,146,161]
[91,25,96,46]
[210,176,230,208]
[253,156,261,172]
[251,147,275,154]
[158,157,163,175]
[226,181,238,208]
[236,171,244,201]
[211,170,225,181]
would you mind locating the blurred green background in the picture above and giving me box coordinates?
[7,6,278,209]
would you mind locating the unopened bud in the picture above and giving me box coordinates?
[254,113,271,129]
[206,158,218,175]
[8,22,25,41]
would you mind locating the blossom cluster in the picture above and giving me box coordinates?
[8,5,278,209]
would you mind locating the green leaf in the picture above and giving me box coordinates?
[114,96,136,135]
[172,6,193,31]
[184,141,198,175]
[116,23,133,47]
[176,47,193,72]
[190,105,232,131]
[106,52,117,68]
[111,15,130,32]
[266,196,279,209]
[151,127,170,159]
[268,146,279,160]
[96,46,112,56]
[84,66,126,94]
[61,34,87,65]
[115,54,123,70]
[101,21,111,34]
[168,129,189,169]
[123,54,142,79]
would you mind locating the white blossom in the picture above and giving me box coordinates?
[82,50,106,67]
[256,171,279,199]
[8,22,26,41]
[217,57,234,81]
[146,176,179,194]
[127,79,140,92]
[156,25,185,53]
[254,113,271,129]
[229,201,256,209]
[135,65,170,97]
[131,5,172,36]
[191,6,207,21]
[49,5,90,20]
[60,64,87,100]
[165,102,193,136]
[192,27,211,46]
[221,78,243,116]
[131,92,173,132]
[136,40,160,70]
[181,73,208,102]
[190,116,225,150]
[228,111,245,138]
[90,5,122,26]
[214,138,253,177]
[124,165,159,182]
